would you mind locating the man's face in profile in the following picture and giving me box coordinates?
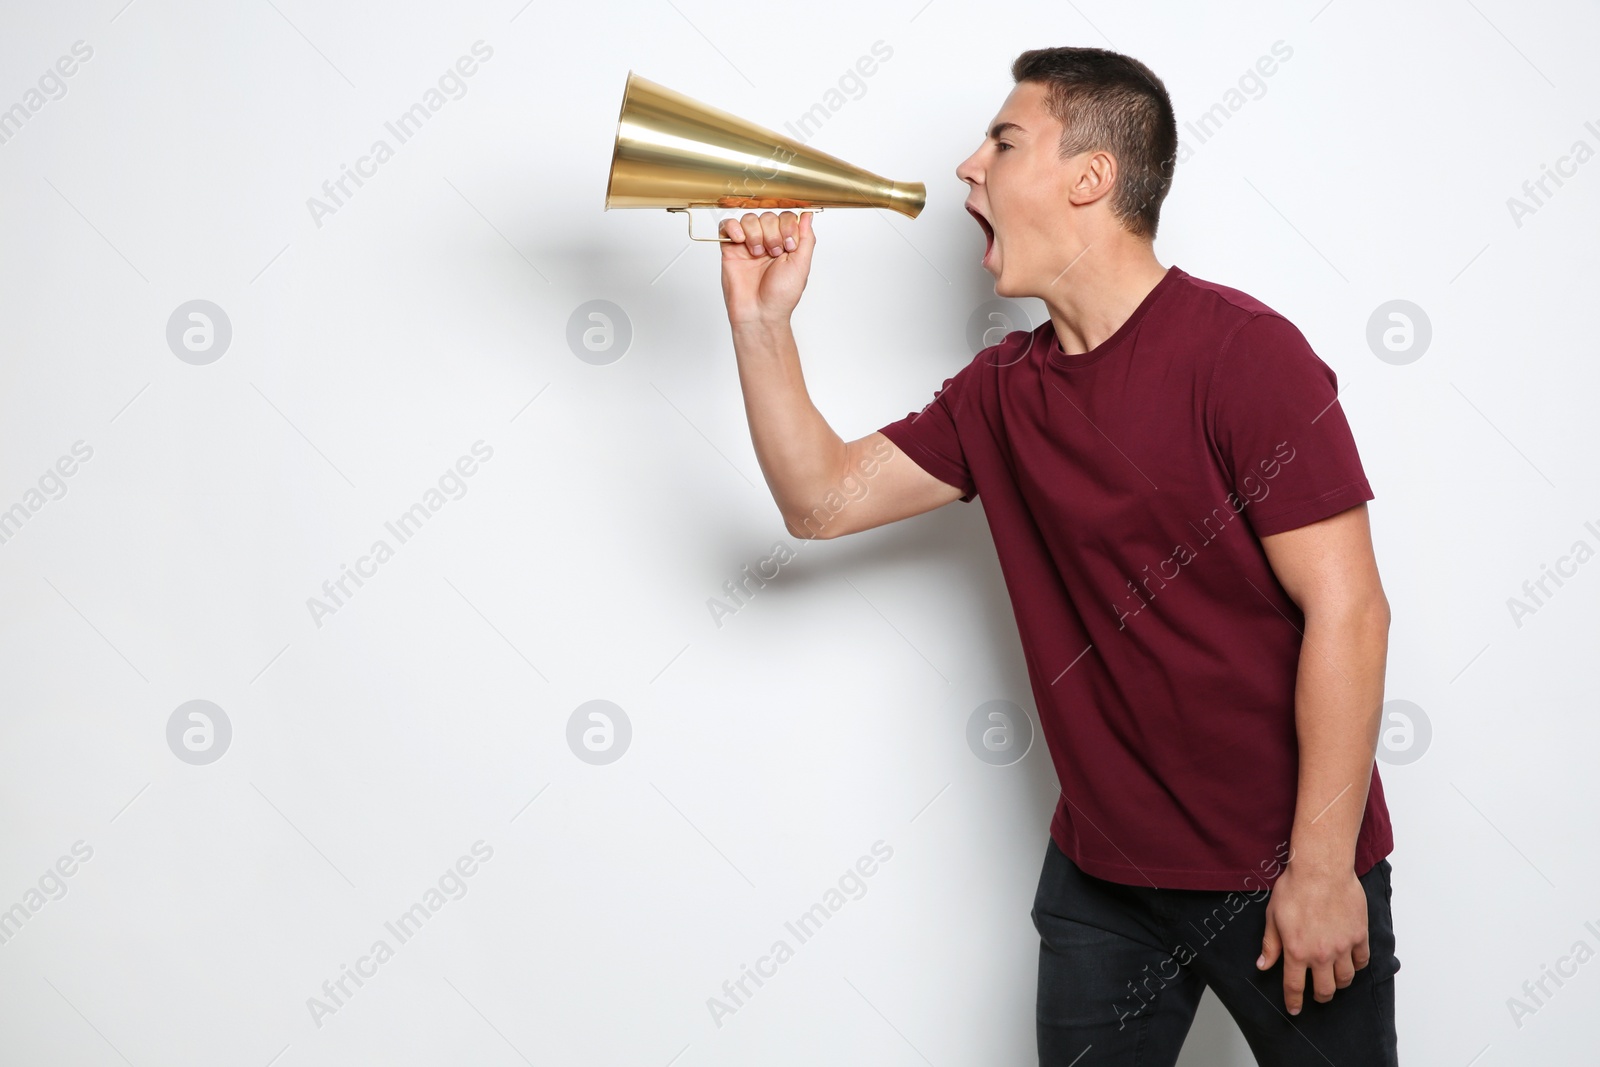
[956,80,1088,299]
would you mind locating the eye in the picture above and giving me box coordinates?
[995,142,1012,152]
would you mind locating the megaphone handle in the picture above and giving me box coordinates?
[668,206,823,242]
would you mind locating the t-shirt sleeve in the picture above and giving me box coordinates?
[877,361,979,503]
[1207,313,1374,538]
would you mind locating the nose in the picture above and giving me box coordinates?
[956,145,982,187]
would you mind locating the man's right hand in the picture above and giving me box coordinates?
[719,210,815,326]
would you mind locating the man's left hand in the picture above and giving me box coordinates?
[1256,864,1371,1015]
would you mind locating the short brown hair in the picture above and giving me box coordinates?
[1010,47,1177,239]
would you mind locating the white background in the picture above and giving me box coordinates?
[1,0,1596,1063]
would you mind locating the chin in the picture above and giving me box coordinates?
[986,259,1023,298]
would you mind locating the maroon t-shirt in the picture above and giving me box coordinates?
[878,265,1393,891]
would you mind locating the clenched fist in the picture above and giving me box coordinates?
[719,210,815,327]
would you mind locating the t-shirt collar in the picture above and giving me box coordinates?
[1046,265,1182,370]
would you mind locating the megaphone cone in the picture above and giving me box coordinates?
[605,71,925,241]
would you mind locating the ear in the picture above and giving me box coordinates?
[1066,149,1118,209]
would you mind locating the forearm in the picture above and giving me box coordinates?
[729,318,847,529]
[1285,597,1390,876]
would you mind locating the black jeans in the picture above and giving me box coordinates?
[1033,837,1399,1066]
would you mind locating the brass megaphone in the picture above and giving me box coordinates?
[605,71,926,242]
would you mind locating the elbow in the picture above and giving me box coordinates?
[783,499,836,540]
[1361,585,1392,634]
[782,509,816,539]
[785,516,831,540]
[1361,594,1391,653]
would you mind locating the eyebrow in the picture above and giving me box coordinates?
[988,121,1025,139]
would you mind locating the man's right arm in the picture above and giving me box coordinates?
[730,317,963,540]
[720,209,964,539]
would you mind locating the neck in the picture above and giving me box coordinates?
[1038,241,1168,356]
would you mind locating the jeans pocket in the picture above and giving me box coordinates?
[1367,859,1399,980]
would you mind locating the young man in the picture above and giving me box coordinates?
[717,46,1398,1066]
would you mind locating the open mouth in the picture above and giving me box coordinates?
[966,204,995,263]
